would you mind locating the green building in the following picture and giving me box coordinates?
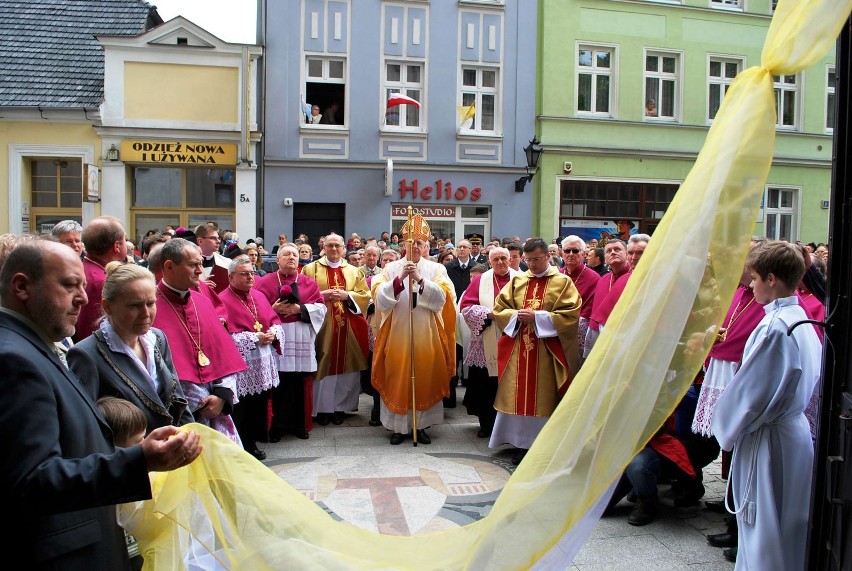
[535,0,834,246]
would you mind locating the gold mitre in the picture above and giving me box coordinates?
[400,213,431,242]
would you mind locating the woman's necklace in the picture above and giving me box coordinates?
[157,286,210,366]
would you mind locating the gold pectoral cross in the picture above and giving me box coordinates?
[254,321,263,332]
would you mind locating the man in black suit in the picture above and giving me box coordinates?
[0,239,201,570]
[445,238,474,299]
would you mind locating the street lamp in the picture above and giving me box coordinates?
[106,144,120,162]
[515,137,543,192]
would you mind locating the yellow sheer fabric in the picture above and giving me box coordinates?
[128,1,851,568]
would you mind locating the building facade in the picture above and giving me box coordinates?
[536,0,834,245]
[261,0,537,246]
[97,17,262,245]
[0,0,161,235]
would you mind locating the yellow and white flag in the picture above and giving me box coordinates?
[457,104,475,132]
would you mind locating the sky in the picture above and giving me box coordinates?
[151,0,257,44]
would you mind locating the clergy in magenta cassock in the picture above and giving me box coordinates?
[459,247,518,437]
[371,213,456,444]
[300,233,370,424]
[256,244,327,439]
[220,256,285,459]
[583,239,630,358]
[152,238,247,445]
[490,238,581,457]
[559,235,600,360]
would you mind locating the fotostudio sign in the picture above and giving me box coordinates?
[120,140,238,165]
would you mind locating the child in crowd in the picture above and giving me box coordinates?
[97,397,147,570]
[711,241,822,570]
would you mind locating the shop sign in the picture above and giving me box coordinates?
[399,178,482,201]
[391,205,456,218]
[120,140,238,165]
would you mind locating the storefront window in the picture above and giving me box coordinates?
[559,180,678,241]
[31,158,83,231]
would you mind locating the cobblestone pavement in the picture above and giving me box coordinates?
[258,389,735,570]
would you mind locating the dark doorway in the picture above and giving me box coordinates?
[808,18,852,571]
[293,202,345,247]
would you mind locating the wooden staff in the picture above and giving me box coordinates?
[406,206,418,446]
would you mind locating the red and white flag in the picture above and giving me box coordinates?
[386,92,421,109]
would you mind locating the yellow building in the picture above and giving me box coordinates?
[0,3,261,244]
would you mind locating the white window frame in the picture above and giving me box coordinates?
[763,186,800,242]
[459,65,501,135]
[710,0,744,11]
[576,43,617,118]
[826,65,836,134]
[382,60,426,132]
[644,49,682,122]
[707,55,744,123]
[303,55,348,128]
[773,73,800,130]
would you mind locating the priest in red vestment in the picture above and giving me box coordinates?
[256,243,327,440]
[301,233,370,426]
[152,238,247,445]
[75,216,128,342]
[220,256,284,460]
[490,238,581,464]
[459,247,518,438]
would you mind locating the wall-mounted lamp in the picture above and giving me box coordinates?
[515,137,543,192]
[106,144,120,162]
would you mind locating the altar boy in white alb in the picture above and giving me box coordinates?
[712,240,822,571]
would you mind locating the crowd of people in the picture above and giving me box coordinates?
[0,215,828,569]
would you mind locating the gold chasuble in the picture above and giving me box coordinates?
[301,259,370,379]
[370,258,457,414]
[493,267,581,416]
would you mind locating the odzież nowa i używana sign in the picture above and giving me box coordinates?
[120,141,238,165]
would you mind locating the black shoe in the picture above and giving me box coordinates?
[704,499,726,513]
[331,411,345,425]
[511,449,528,465]
[628,497,657,526]
[477,428,492,438]
[369,408,381,426]
[290,430,309,440]
[390,432,405,445]
[315,413,330,426]
[249,448,267,461]
[416,429,431,444]
[268,430,282,443]
[723,547,737,562]
[707,532,737,548]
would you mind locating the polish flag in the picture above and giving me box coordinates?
[386,92,421,109]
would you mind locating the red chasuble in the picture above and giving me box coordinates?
[153,284,247,384]
[324,266,368,374]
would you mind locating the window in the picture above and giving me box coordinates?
[763,187,798,241]
[577,46,614,116]
[460,66,498,133]
[305,56,346,126]
[645,52,679,120]
[827,66,836,132]
[708,57,742,121]
[711,0,743,8]
[773,74,798,129]
[31,159,82,209]
[384,62,424,129]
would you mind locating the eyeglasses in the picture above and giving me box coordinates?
[325,243,344,249]
[203,235,221,241]
[236,271,253,277]
[524,255,547,264]
[564,248,582,254]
